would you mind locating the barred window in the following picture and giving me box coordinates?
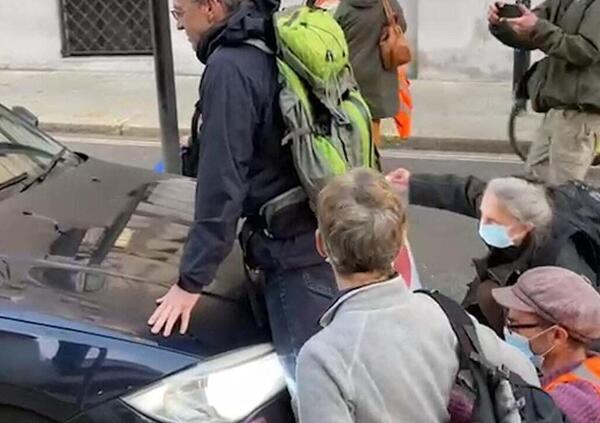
[60,0,153,56]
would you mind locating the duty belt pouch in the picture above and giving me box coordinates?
[239,224,268,328]
[259,186,315,238]
[181,101,202,178]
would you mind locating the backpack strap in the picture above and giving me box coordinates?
[243,39,275,55]
[417,290,499,423]
[416,290,485,369]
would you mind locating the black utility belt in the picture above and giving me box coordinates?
[253,187,316,239]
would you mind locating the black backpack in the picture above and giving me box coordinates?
[512,175,600,289]
[546,180,600,288]
[419,290,565,423]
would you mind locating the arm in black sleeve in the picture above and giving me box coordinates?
[555,239,596,284]
[409,173,487,219]
[178,58,257,293]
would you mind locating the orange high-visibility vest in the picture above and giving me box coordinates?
[544,356,600,396]
[394,65,413,140]
[314,0,338,9]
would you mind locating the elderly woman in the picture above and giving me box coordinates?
[387,169,596,336]
[492,266,600,423]
[295,168,538,423]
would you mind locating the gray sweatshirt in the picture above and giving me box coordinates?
[296,277,539,423]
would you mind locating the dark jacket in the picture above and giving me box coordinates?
[178,2,316,292]
[409,173,595,326]
[335,0,406,119]
[490,0,600,112]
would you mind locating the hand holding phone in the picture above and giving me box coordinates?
[498,3,523,19]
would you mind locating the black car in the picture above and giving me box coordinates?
[0,104,294,422]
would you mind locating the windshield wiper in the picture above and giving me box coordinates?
[20,147,68,193]
[0,172,29,191]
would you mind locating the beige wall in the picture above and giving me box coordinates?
[0,0,202,75]
[0,0,541,81]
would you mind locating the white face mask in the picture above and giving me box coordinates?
[504,325,559,369]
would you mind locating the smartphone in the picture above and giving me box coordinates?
[498,3,523,18]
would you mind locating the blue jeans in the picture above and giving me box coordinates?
[243,230,338,382]
[264,262,337,384]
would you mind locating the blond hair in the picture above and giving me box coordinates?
[317,168,407,276]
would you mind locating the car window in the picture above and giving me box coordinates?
[0,107,66,186]
[0,109,63,155]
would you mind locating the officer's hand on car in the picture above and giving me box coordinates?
[148,284,201,337]
[505,4,538,36]
[386,168,411,193]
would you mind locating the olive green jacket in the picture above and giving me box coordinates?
[491,0,600,113]
[335,0,406,119]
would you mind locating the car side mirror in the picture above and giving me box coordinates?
[12,106,39,127]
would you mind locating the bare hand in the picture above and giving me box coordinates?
[148,284,201,337]
[505,4,538,36]
[386,168,411,193]
[488,2,504,25]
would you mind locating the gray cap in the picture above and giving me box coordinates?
[492,266,600,343]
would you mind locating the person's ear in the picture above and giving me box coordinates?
[206,0,224,22]
[315,229,327,259]
[553,326,570,345]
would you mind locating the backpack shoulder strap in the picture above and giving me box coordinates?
[417,290,502,423]
[416,290,485,369]
[243,38,275,55]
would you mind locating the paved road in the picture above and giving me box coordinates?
[55,134,596,301]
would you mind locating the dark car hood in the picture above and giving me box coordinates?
[0,158,269,357]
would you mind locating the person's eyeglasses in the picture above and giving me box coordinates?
[506,322,540,331]
[171,9,183,21]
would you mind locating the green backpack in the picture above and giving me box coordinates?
[252,5,380,218]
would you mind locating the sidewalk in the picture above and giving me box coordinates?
[0,70,542,153]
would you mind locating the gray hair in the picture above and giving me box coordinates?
[317,168,407,276]
[193,0,243,12]
[486,177,553,231]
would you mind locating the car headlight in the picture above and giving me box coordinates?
[122,344,286,422]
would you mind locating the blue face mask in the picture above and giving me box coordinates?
[479,222,514,249]
[504,327,558,370]
[504,328,534,359]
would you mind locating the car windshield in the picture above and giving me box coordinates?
[0,105,66,188]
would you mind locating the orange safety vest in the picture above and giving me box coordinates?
[544,356,600,397]
[314,0,338,9]
[394,65,413,140]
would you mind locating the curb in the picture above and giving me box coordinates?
[42,121,532,155]
[382,135,532,155]
[41,122,192,139]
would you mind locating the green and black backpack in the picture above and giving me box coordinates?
[250,5,379,219]
[185,5,379,229]
[274,5,380,206]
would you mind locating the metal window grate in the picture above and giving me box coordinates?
[60,0,153,56]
